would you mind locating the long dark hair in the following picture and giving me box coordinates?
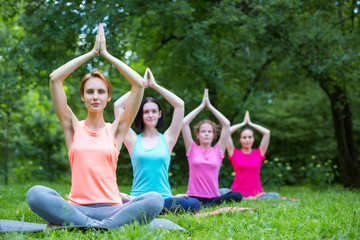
[239,127,254,139]
[135,97,165,132]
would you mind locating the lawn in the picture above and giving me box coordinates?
[0,182,359,239]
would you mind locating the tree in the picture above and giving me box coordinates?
[0,8,31,184]
[259,0,360,187]
[3,0,358,187]
[124,0,360,187]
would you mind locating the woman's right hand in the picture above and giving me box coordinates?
[202,88,209,107]
[147,68,158,88]
[143,68,149,88]
[244,110,250,124]
[174,193,188,198]
[91,24,101,55]
[98,23,108,56]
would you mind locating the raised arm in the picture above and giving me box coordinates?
[96,23,144,149]
[99,24,143,90]
[227,111,248,157]
[113,90,137,147]
[49,25,100,149]
[230,111,248,135]
[205,92,230,155]
[146,68,184,152]
[182,89,207,153]
[246,111,271,156]
[114,91,131,119]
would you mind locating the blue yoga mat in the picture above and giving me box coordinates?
[0,218,187,233]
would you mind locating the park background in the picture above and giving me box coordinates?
[1,0,360,190]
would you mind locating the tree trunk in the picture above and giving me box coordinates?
[319,78,360,188]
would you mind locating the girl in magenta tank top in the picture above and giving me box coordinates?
[182,89,243,207]
[226,111,279,200]
[26,23,163,228]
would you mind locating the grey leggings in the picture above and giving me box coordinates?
[248,192,280,200]
[27,185,163,228]
[219,188,280,200]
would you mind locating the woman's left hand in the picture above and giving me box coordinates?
[147,68,158,88]
[204,88,211,107]
[143,68,149,88]
[99,23,108,56]
[120,192,136,202]
[174,193,188,198]
[91,24,101,55]
[244,110,250,124]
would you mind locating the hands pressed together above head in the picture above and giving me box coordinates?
[143,68,158,89]
[91,23,108,56]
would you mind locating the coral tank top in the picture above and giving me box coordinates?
[68,121,121,205]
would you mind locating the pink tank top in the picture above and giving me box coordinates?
[228,148,265,197]
[186,142,223,198]
[68,121,122,205]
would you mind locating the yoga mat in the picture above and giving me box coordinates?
[0,218,187,233]
[195,207,258,217]
[149,218,187,232]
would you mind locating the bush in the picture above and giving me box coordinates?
[296,157,338,186]
[261,155,339,187]
[261,157,295,186]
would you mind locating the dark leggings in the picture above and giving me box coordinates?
[163,197,201,213]
[189,191,243,208]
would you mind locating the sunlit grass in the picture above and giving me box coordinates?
[1,183,359,239]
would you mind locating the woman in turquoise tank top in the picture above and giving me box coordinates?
[115,68,201,213]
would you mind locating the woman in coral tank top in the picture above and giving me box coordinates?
[26,24,163,228]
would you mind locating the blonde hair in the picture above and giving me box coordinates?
[80,69,112,98]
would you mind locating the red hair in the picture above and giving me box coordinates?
[80,69,112,98]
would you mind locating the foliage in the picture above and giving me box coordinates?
[123,0,360,187]
[0,0,359,186]
[9,90,69,183]
[0,4,33,184]
[1,183,359,239]
[260,157,295,186]
[260,156,339,187]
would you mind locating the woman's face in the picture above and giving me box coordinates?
[82,77,110,112]
[239,129,254,149]
[197,123,214,145]
[142,102,161,128]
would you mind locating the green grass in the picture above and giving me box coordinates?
[1,182,359,239]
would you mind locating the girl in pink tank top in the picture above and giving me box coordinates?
[182,89,243,207]
[26,23,163,228]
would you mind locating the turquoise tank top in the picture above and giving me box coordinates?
[130,133,172,198]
